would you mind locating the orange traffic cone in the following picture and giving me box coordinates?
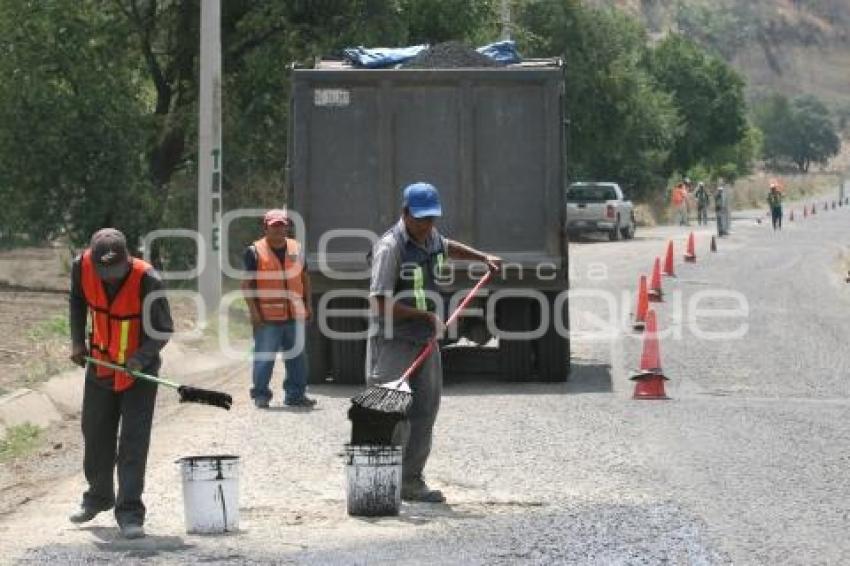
[710,235,717,253]
[663,241,676,277]
[648,258,663,302]
[633,275,649,331]
[684,232,696,263]
[631,309,669,400]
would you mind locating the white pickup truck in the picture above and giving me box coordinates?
[565,181,636,241]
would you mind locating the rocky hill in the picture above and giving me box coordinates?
[587,0,850,113]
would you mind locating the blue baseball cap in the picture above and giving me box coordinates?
[402,182,442,218]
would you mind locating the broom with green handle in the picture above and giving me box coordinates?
[85,356,233,410]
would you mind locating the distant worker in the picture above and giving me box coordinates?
[683,177,694,221]
[242,209,315,409]
[671,182,689,226]
[715,182,731,236]
[768,182,783,231]
[695,181,710,226]
[68,228,173,539]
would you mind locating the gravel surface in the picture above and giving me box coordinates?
[3,201,850,564]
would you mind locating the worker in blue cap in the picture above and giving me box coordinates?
[366,182,501,503]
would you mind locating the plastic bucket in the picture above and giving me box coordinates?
[177,455,240,534]
[345,444,402,517]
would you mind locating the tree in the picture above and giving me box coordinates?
[0,0,498,249]
[753,94,841,172]
[645,35,748,176]
[0,1,154,245]
[516,0,680,196]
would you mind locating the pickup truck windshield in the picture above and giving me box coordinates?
[566,185,618,203]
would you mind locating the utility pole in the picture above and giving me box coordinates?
[501,0,512,40]
[198,0,222,316]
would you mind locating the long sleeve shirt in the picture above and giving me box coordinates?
[70,255,173,384]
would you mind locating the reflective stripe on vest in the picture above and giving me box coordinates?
[117,320,131,364]
[390,222,445,314]
[412,266,427,310]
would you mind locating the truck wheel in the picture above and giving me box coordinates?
[327,297,367,385]
[622,222,635,240]
[534,292,570,382]
[497,297,533,381]
[609,217,621,241]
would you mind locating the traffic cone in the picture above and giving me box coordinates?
[633,275,649,331]
[684,232,696,263]
[710,235,717,253]
[663,241,676,277]
[648,258,663,302]
[631,309,669,400]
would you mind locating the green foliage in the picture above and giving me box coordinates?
[646,35,748,175]
[674,1,762,61]
[753,94,841,172]
[0,0,760,243]
[28,315,70,341]
[0,424,43,462]
[690,123,763,183]
[0,1,156,247]
[516,1,679,197]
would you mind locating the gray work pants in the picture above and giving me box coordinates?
[365,336,442,483]
[81,372,158,526]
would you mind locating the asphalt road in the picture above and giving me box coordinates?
[3,201,849,565]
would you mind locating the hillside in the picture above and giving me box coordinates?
[587,0,850,112]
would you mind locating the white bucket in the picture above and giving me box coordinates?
[177,455,240,534]
[345,444,402,517]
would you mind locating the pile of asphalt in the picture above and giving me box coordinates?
[403,41,499,69]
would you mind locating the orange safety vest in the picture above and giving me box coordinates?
[253,237,307,321]
[672,186,686,206]
[81,250,150,392]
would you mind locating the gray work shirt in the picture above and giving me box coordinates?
[369,220,447,344]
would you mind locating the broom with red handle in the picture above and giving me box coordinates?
[351,270,493,416]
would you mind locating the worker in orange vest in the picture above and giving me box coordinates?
[67,228,173,539]
[242,209,315,408]
[671,182,689,226]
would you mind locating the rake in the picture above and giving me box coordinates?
[85,356,233,410]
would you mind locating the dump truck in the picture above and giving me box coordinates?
[286,57,569,384]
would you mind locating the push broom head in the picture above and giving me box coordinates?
[349,380,411,445]
[177,385,233,410]
[350,378,412,416]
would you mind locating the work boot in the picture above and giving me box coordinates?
[120,523,145,539]
[285,396,317,408]
[69,505,105,524]
[401,478,445,503]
